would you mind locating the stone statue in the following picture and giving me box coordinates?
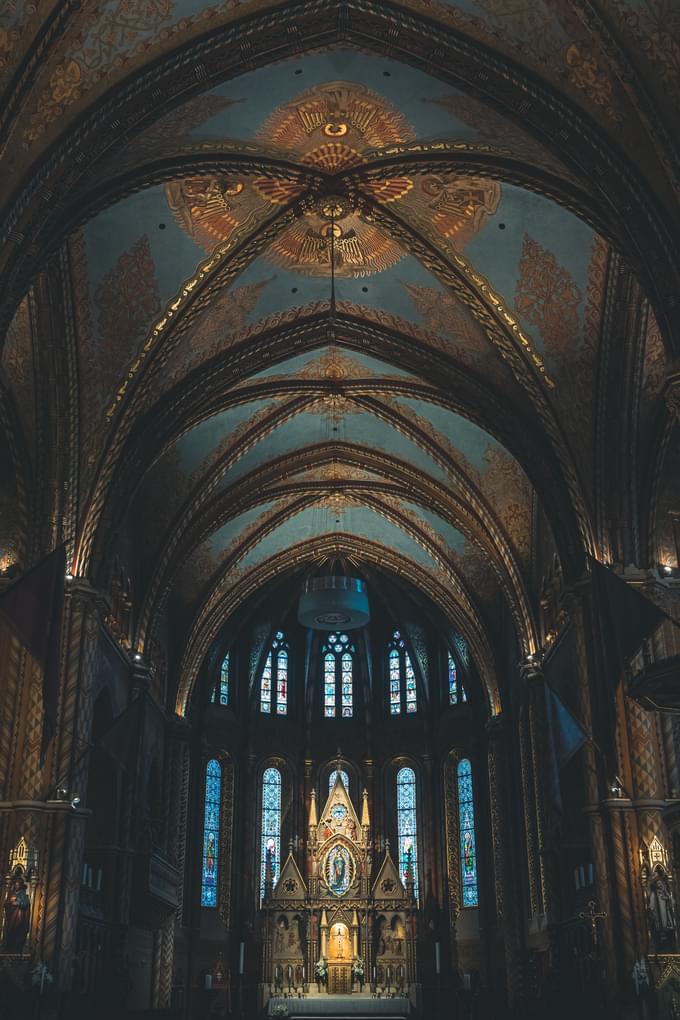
[648,868,676,945]
[3,876,30,953]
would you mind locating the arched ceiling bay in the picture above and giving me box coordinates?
[2,10,678,714]
[62,49,610,704]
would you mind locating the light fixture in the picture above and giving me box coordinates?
[298,576,369,630]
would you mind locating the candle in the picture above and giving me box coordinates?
[204,974,212,990]
[96,869,102,892]
[239,941,245,975]
[435,942,440,975]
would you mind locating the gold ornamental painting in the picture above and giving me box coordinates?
[165,82,501,276]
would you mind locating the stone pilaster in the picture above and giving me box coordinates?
[487,714,523,1008]
[520,657,556,931]
[39,580,102,988]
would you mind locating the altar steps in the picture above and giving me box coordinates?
[266,994,415,1019]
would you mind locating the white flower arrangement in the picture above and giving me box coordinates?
[352,955,365,981]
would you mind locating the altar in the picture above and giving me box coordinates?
[266,994,414,1018]
[260,773,418,1010]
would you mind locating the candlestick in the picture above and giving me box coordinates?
[435,941,440,975]
[239,942,245,975]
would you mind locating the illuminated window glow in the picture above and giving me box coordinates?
[329,768,350,794]
[321,633,355,718]
[448,651,466,705]
[201,759,221,907]
[457,758,478,907]
[260,632,288,715]
[211,652,230,705]
[396,766,419,898]
[387,631,417,714]
[260,767,281,902]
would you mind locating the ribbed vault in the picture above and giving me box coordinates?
[1,4,678,718]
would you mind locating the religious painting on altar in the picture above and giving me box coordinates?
[324,844,355,897]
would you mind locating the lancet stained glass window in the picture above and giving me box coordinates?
[387,631,417,714]
[448,651,466,705]
[329,768,350,794]
[260,632,288,715]
[457,758,478,907]
[211,652,230,705]
[260,767,281,901]
[201,759,221,907]
[321,633,355,718]
[396,766,419,898]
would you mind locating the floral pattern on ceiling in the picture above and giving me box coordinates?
[11,1,636,153]
[2,295,36,467]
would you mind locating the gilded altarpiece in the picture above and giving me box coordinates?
[260,774,417,1003]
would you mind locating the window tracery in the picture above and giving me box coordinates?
[322,633,355,718]
[201,759,221,907]
[457,758,478,907]
[396,766,419,898]
[388,630,417,714]
[261,632,288,715]
[448,651,466,705]
[211,651,230,705]
[329,768,350,794]
[260,767,282,902]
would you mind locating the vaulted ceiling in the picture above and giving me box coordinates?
[1,1,678,715]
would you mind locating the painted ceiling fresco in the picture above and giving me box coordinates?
[46,50,662,688]
[1,6,677,713]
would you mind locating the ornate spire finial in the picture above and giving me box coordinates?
[361,788,370,828]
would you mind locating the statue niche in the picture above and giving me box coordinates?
[1,836,38,956]
[641,836,678,952]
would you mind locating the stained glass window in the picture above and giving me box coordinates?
[211,652,230,705]
[260,767,281,902]
[260,632,288,715]
[329,768,350,794]
[201,759,221,907]
[321,633,355,718]
[396,766,419,898]
[457,758,478,907]
[448,651,466,704]
[387,631,417,714]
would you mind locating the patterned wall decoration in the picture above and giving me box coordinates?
[2,295,36,467]
[123,94,238,157]
[152,278,271,398]
[609,0,680,108]
[515,234,582,356]
[425,93,568,171]
[400,282,515,389]
[70,229,163,487]
[514,232,608,485]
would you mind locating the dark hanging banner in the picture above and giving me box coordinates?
[0,545,66,765]
[589,556,667,694]
[543,627,588,823]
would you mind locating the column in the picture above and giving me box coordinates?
[40,580,103,989]
[520,657,557,932]
[486,713,523,1009]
